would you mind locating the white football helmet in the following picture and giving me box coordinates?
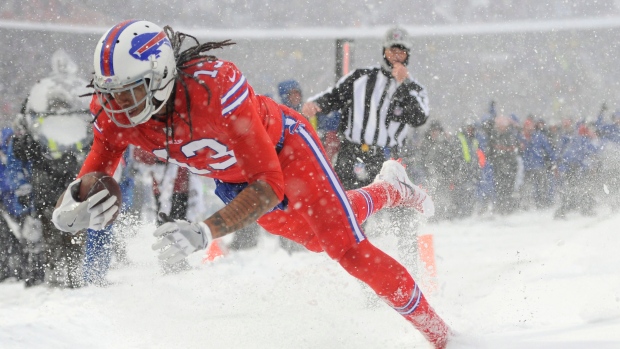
[93,20,177,128]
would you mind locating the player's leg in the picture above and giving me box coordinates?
[346,162,428,308]
[345,186,391,225]
[271,113,450,348]
[260,202,448,348]
[257,209,324,253]
[339,239,449,348]
[345,159,435,225]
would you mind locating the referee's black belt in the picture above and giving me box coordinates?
[342,139,383,154]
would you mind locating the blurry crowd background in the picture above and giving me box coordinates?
[1,2,620,287]
[400,101,620,221]
[1,1,620,130]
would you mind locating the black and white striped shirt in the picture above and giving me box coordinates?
[309,66,429,148]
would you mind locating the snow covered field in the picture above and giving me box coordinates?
[2,209,620,349]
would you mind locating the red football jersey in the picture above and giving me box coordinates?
[81,59,286,200]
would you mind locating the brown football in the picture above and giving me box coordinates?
[76,172,122,223]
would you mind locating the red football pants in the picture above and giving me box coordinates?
[257,110,449,348]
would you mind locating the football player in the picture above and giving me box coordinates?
[51,20,450,348]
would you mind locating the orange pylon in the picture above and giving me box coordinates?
[418,234,438,293]
[202,239,227,263]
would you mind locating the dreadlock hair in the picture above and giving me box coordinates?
[82,79,106,124]
[162,25,235,140]
[165,26,234,67]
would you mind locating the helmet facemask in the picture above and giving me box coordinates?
[95,73,164,128]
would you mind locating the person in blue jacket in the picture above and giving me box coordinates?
[11,49,93,288]
[475,115,497,214]
[595,110,620,211]
[0,127,45,286]
[274,79,307,253]
[554,122,599,218]
[278,79,303,111]
[594,105,620,143]
[521,118,557,209]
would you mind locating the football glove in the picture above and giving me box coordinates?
[152,217,213,265]
[51,178,119,234]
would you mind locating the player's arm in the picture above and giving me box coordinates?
[155,179,278,263]
[207,95,284,238]
[302,69,362,117]
[153,62,284,264]
[52,112,125,234]
[153,93,284,266]
[78,134,126,177]
[208,180,278,239]
[390,80,429,127]
[79,99,127,176]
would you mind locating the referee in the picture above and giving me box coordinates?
[302,26,429,190]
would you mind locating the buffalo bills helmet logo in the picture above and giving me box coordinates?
[129,32,171,61]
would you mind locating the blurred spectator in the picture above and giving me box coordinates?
[554,122,599,218]
[11,49,92,288]
[418,121,460,221]
[275,79,306,254]
[453,124,481,218]
[133,147,193,273]
[487,115,520,215]
[278,80,303,111]
[595,110,620,212]
[0,127,30,284]
[474,117,496,214]
[520,118,557,209]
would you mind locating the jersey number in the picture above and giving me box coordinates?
[193,61,224,78]
[152,138,237,175]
